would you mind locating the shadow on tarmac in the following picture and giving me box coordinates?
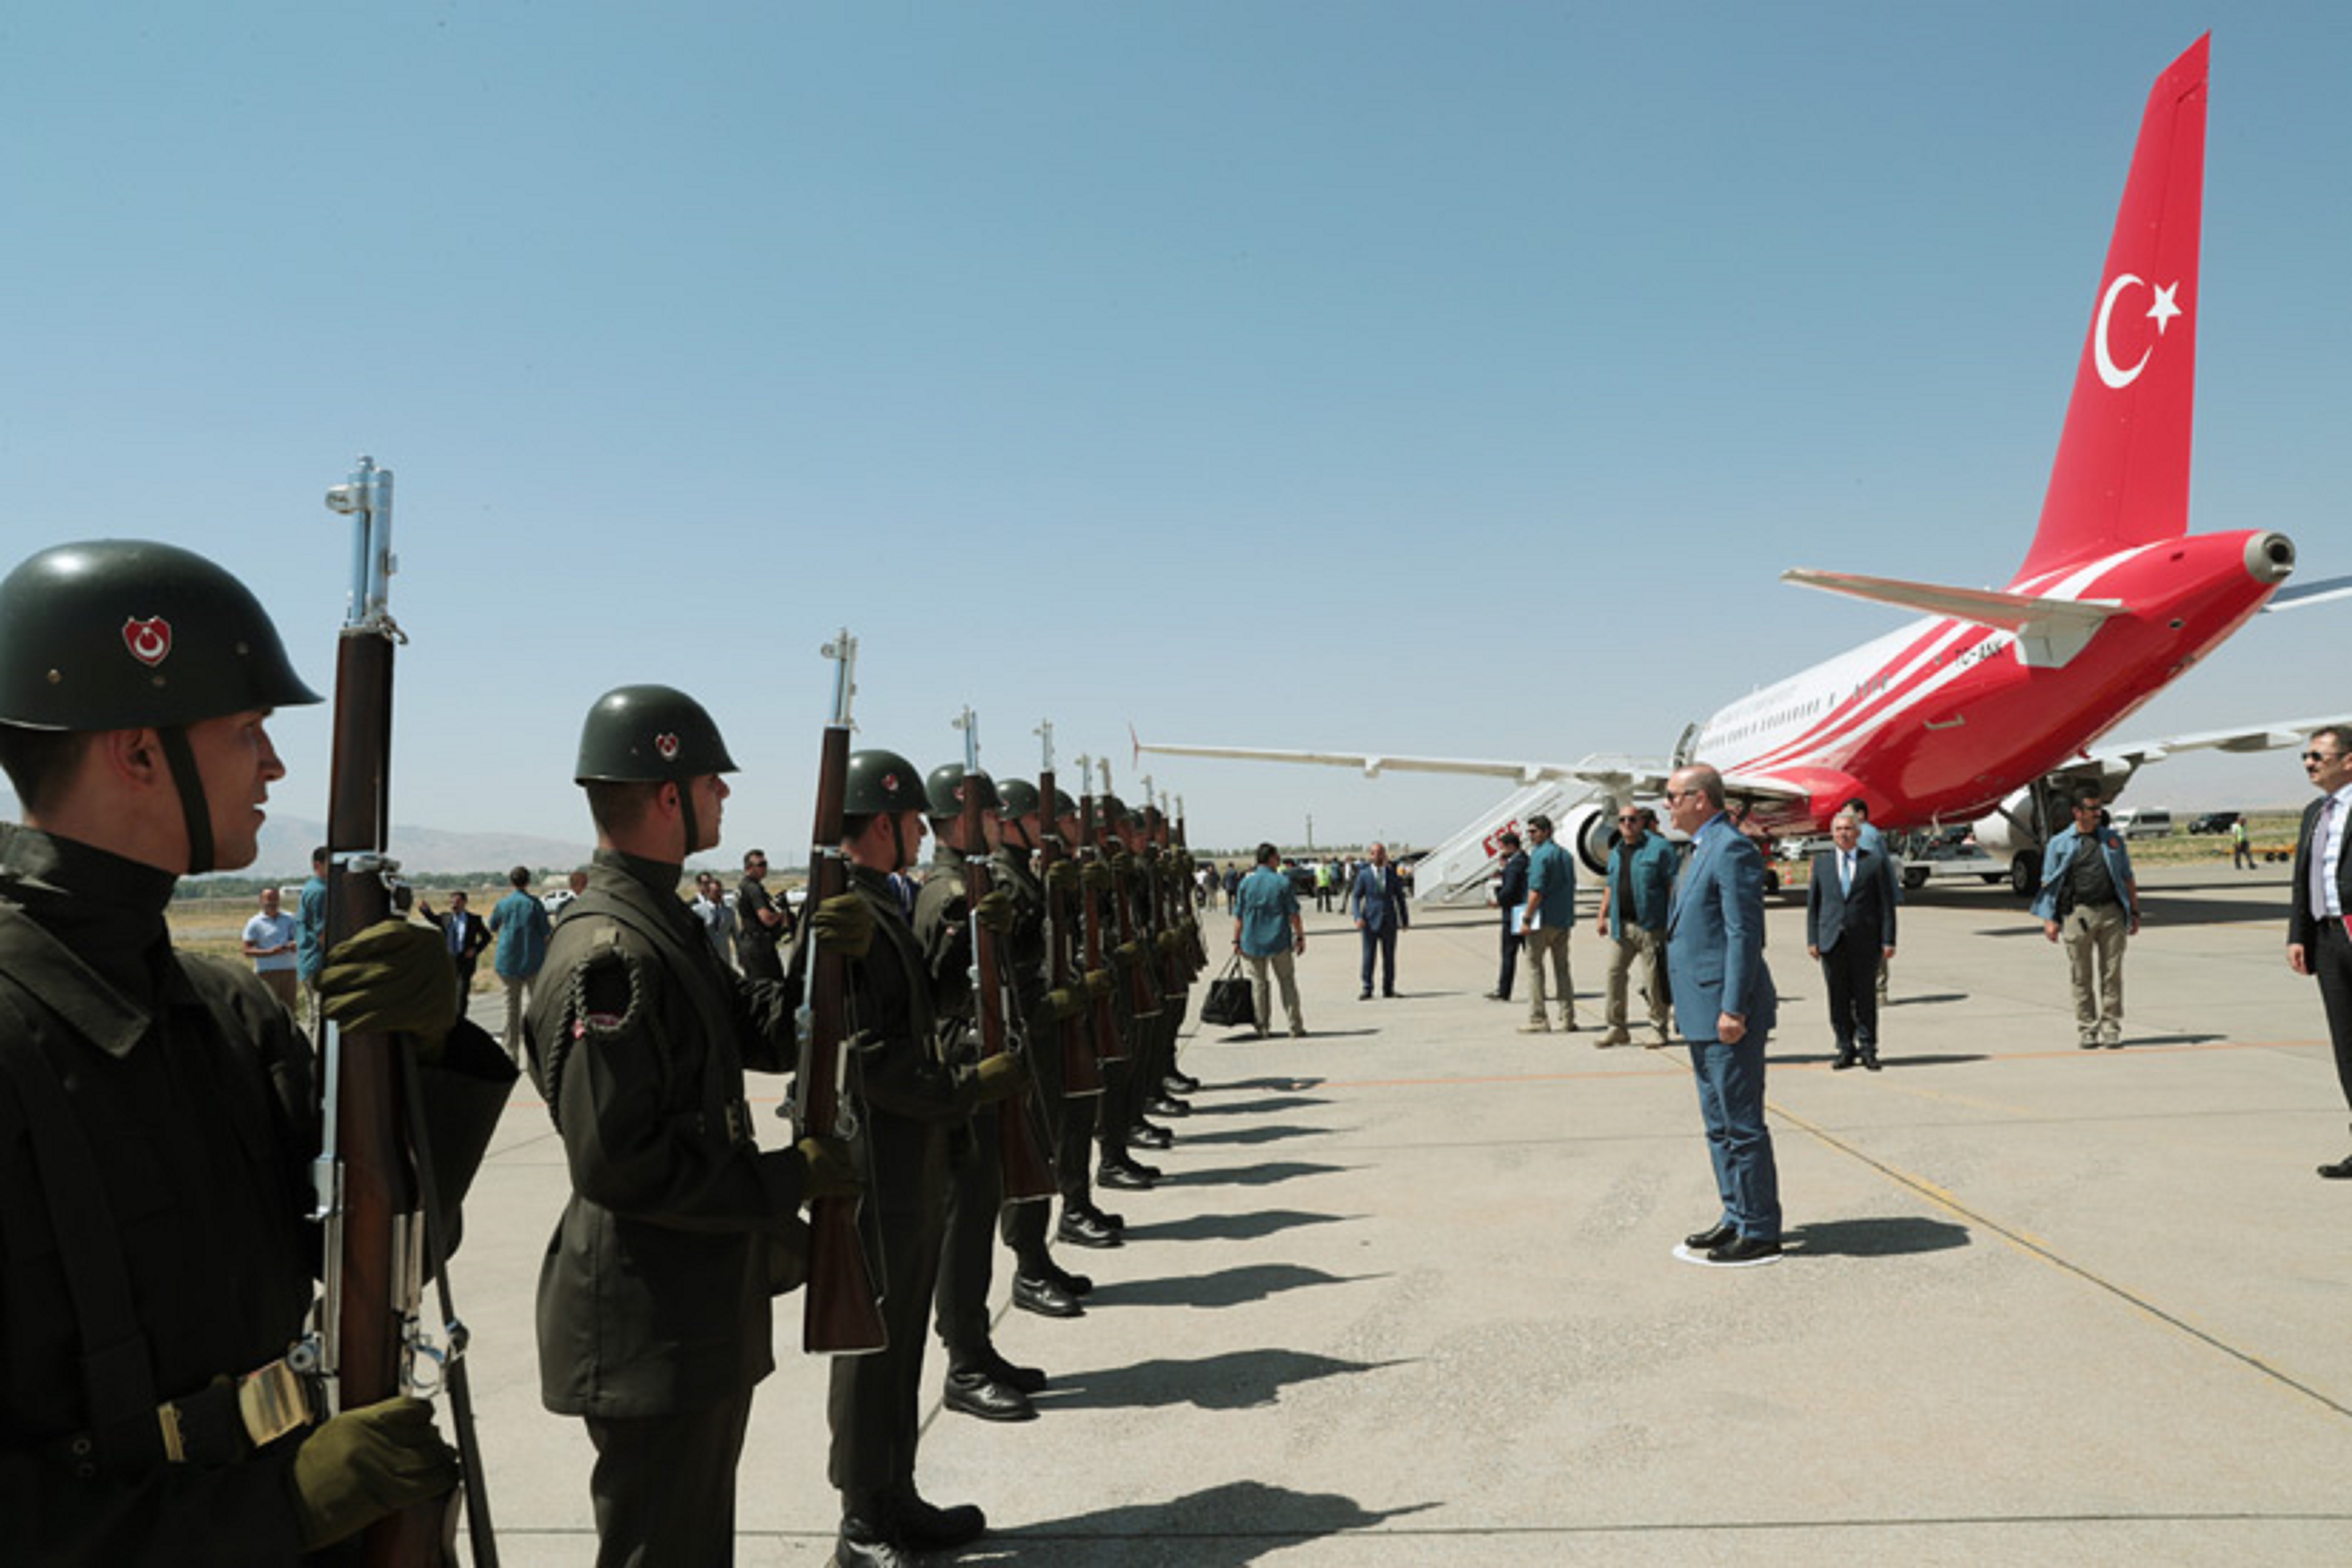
[1173,1122,1334,1147]
[969,1478,1437,1563]
[1784,1215,1970,1257]
[1083,1262,1374,1311]
[2113,1032,2224,1049]
[1199,1077,1327,1093]
[1191,1096,1333,1118]
[2137,893,2292,927]
[1029,1351,1407,1413]
[1154,1160,1350,1189]
[1884,992,1969,1007]
[1119,1209,1352,1244]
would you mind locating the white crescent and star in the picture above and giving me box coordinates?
[2094,273,2186,390]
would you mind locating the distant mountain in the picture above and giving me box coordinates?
[249,813,598,879]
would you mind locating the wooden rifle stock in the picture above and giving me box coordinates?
[961,784,1056,1202]
[1093,800,1163,1020]
[1038,765,1103,1097]
[800,721,888,1354]
[1072,786,1127,1065]
[1173,813,1210,973]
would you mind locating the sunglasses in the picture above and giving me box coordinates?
[2304,751,2338,765]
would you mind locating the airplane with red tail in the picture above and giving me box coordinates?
[1138,36,2348,899]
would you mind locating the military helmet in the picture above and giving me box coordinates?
[925,762,1001,818]
[1096,793,1129,825]
[994,777,1040,818]
[1053,788,1078,819]
[0,539,321,732]
[845,748,925,815]
[575,684,737,783]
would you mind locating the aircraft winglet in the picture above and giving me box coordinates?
[1781,568,2122,668]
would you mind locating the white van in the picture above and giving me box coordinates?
[2109,806,2172,840]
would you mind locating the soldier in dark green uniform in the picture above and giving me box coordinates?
[529,684,863,1568]
[1088,792,1163,1193]
[913,764,1043,1422]
[989,777,1099,1313]
[0,539,509,1563]
[825,749,1026,1566]
[1049,789,1127,1249]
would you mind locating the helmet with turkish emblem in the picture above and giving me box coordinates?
[924,762,1001,819]
[574,684,737,784]
[844,748,925,817]
[0,539,320,732]
[994,777,1041,818]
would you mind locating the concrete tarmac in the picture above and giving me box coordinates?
[452,862,2352,1564]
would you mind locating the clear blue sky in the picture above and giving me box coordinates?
[3,2,2345,860]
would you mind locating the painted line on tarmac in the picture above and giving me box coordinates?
[1767,1098,2352,1422]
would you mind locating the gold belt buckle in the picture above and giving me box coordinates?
[237,1360,314,1448]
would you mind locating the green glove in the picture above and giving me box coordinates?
[1156,929,1182,955]
[793,1135,862,1199]
[808,893,874,959]
[1114,941,1145,968]
[318,921,456,1062]
[1080,861,1114,895]
[1175,851,1196,878]
[1109,850,1135,876]
[970,887,1015,934]
[972,1051,1029,1104]
[1082,968,1115,1001]
[289,1396,460,1550]
[1044,859,1080,897]
[1042,987,1083,1023]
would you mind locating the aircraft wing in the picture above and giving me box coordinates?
[1132,734,1677,794]
[2264,575,2352,612]
[2079,712,2352,771]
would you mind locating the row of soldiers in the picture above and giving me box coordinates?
[0,538,1207,1567]
[513,684,1214,1566]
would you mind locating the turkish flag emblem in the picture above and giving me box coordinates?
[123,617,172,667]
[655,733,681,761]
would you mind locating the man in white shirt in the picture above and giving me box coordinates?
[239,883,301,1018]
[2288,726,2352,1178]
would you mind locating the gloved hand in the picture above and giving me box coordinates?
[289,1396,460,1549]
[1080,861,1114,895]
[808,893,874,959]
[1175,851,1196,878]
[972,1051,1029,1104]
[1044,859,1080,897]
[1109,850,1135,876]
[318,921,456,1063]
[1156,930,1182,955]
[1041,987,1083,1022]
[970,888,1015,934]
[1114,941,1145,968]
[793,1135,862,1199]
[1082,968,1115,1001]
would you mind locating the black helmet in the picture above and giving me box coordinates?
[924,762,1001,818]
[846,748,925,816]
[1096,793,1129,825]
[1052,789,1078,819]
[995,778,1040,818]
[0,539,320,732]
[575,685,737,783]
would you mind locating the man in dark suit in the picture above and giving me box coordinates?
[1806,808,1898,1071]
[1665,763,1781,1266]
[1486,830,1528,1001]
[2288,725,2352,1178]
[1349,841,1411,1000]
[421,888,494,1023]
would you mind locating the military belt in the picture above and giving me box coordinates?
[51,1356,320,1478]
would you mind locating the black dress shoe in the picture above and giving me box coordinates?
[1145,1094,1192,1118]
[982,1346,1049,1393]
[1097,1159,1157,1191]
[1684,1221,1737,1251]
[1359,990,1372,1001]
[884,1492,989,1551]
[2318,1153,2352,1180]
[1831,1047,1858,1070]
[1861,1050,1882,1072]
[1163,1070,1202,1094]
[943,1368,1035,1423]
[1046,1262,1094,1295]
[1014,1273,1084,1319]
[1705,1234,1784,1266]
[1128,1122,1174,1150]
[1084,1203,1126,1231]
[833,1514,908,1567]
[1057,1209,1123,1249]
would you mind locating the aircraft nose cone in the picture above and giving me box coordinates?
[2244,531,2296,586]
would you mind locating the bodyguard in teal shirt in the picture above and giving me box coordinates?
[1603,831,1676,937]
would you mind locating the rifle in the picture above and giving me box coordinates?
[1095,759,1164,1020]
[952,708,1057,1203]
[793,631,888,1355]
[1035,721,1103,1098]
[1138,775,1187,994]
[308,458,494,1566]
[1174,794,1210,972]
[1069,753,1127,1065]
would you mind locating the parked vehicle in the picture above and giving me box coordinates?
[2187,810,2243,835]
[2109,806,2174,840]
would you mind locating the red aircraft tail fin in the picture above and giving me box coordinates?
[2016,34,2208,583]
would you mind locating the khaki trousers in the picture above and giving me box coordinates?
[1245,948,1304,1035]
[2062,902,2128,1042]
[1526,924,1575,1027]
[1604,928,1668,1039]
[257,966,300,1021]
[502,972,534,1060]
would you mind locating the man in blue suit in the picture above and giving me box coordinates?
[1665,763,1782,1266]
[1806,809,1898,1071]
[1349,841,1411,1000]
